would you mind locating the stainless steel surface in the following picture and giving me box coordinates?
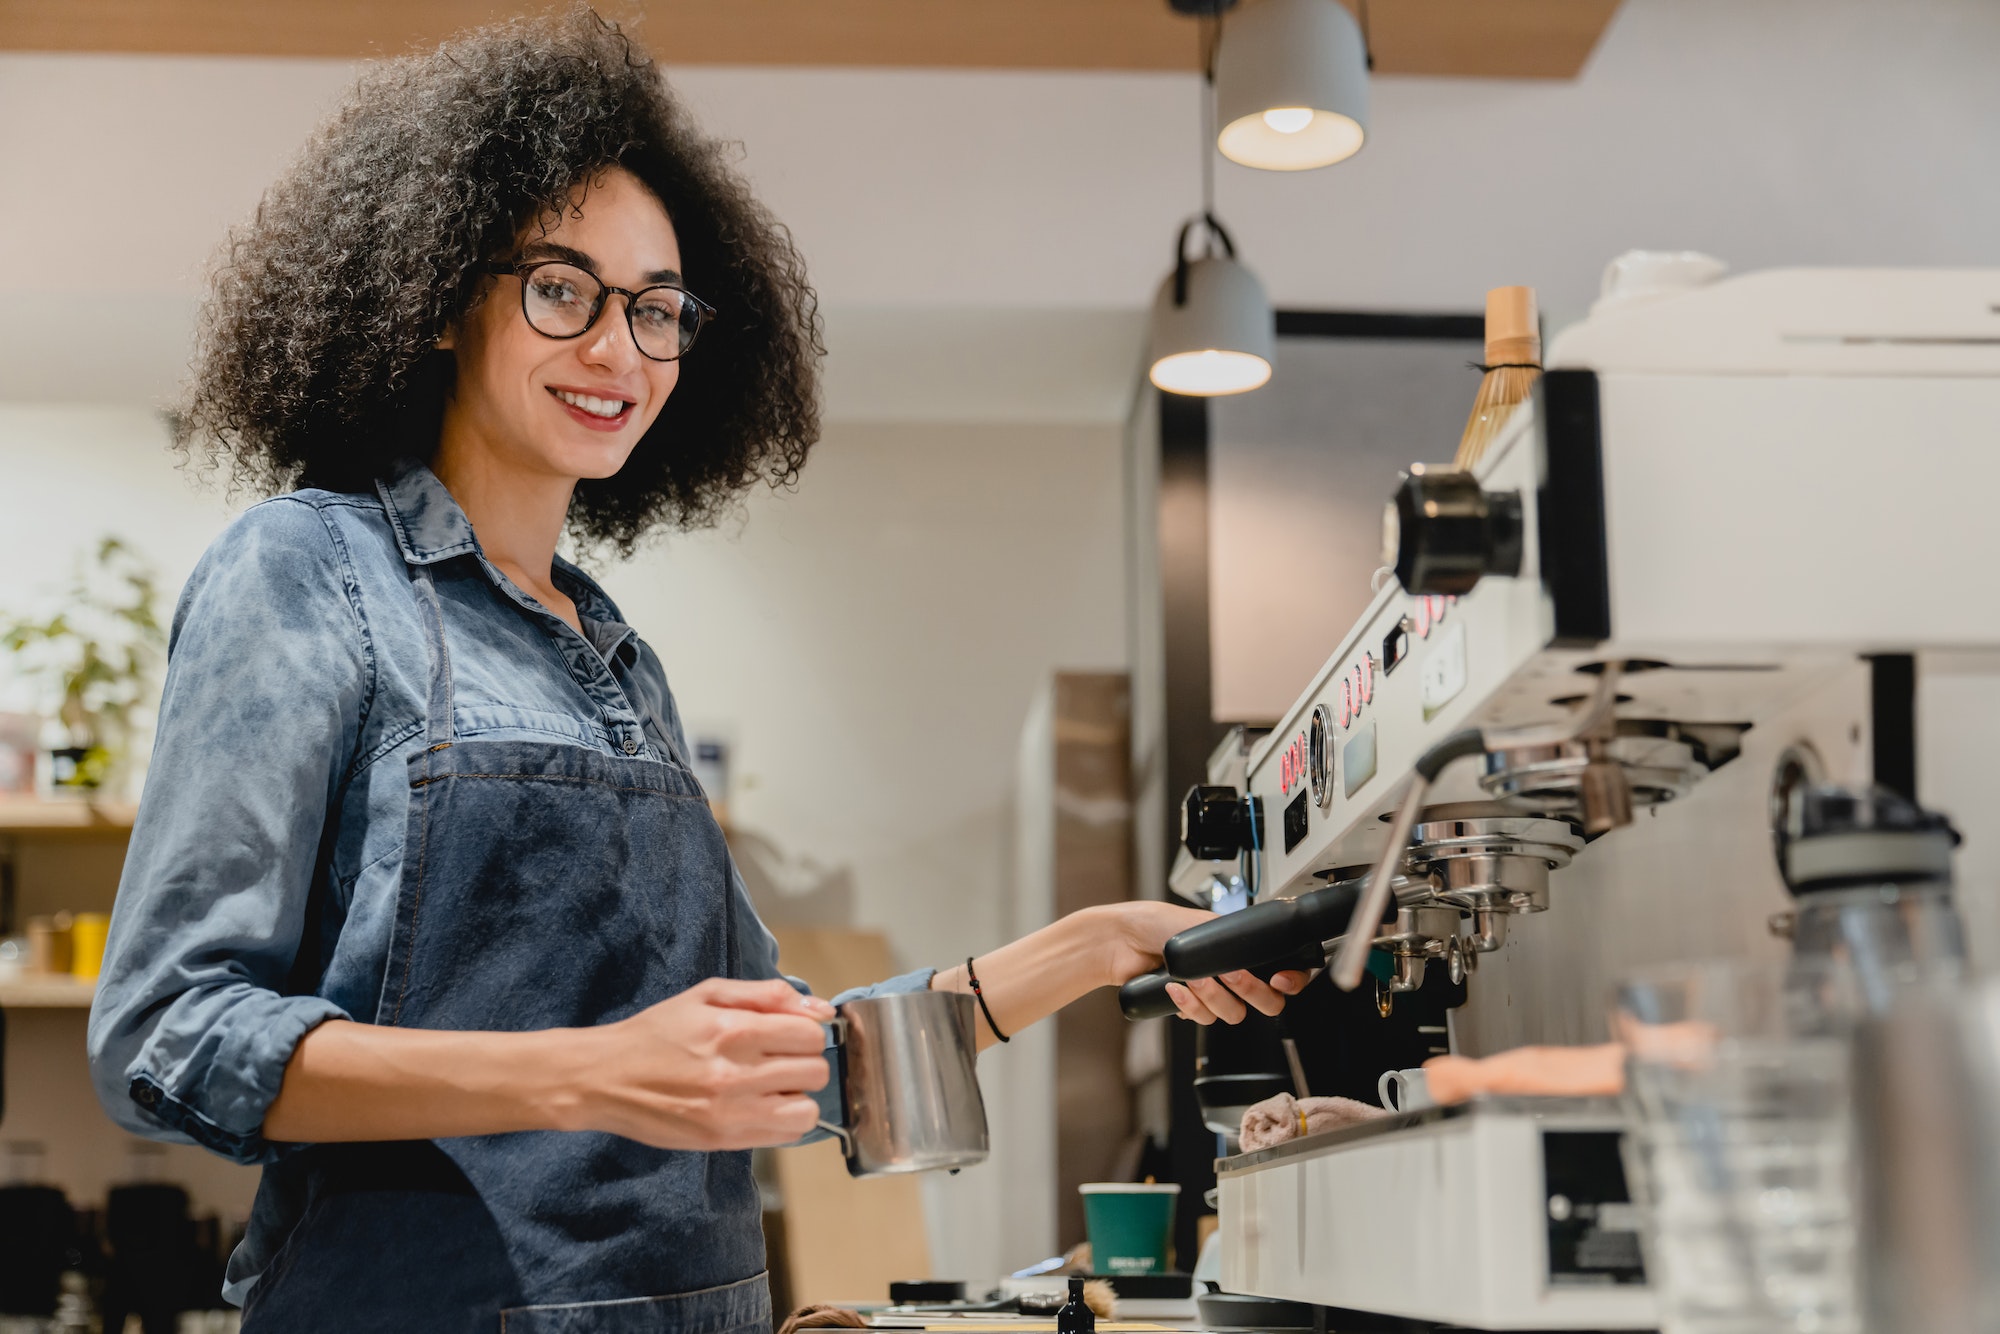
[1331,669,1618,994]
[1488,664,1631,836]
[1280,1038,1311,1099]
[1852,980,2000,1334]
[1330,775,1429,989]
[1576,746,1634,835]
[815,990,989,1177]
[1373,904,1461,991]
[1327,814,1584,995]
[1481,731,1707,812]
[1454,666,1867,1056]
[1413,813,1583,916]
[1478,659,1626,756]
[1308,703,1335,809]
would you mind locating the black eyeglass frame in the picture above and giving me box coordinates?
[483,260,716,362]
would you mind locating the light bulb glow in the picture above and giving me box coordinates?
[1149,349,1272,397]
[1262,106,1315,135]
[1218,110,1365,171]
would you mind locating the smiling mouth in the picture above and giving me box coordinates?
[549,387,634,421]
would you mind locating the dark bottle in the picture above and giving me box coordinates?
[1057,1277,1096,1334]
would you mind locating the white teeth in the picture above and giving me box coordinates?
[554,389,628,419]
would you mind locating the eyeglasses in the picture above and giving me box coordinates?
[484,260,715,362]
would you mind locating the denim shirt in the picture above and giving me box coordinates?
[86,465,929,1296]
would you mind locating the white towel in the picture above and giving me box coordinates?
[1238,1091,1388,1152]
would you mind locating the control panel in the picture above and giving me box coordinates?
[1238,373,1951,905]
[1244,402,1557,900]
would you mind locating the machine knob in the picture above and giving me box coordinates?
[1182,785,1258,861]
[1385,469,1525,596]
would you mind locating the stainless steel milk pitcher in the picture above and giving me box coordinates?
[816,990,989,1177]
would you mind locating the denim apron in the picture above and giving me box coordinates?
[242,563,770,1334]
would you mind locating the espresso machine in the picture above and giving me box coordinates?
[1124,263,2000,1329]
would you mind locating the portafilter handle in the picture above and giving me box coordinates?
[1163,883,1363,979]
[1117,886,1350,1022]
[1119,971,1182,1021]
[1117,947,1329,1022]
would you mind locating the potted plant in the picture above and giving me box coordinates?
[1,537,165,795]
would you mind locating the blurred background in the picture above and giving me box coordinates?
[0,0,1996,1324]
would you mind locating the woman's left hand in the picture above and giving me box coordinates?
[1096,901,1313,1026]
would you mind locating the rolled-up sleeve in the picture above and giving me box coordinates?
[87,498,368,1164]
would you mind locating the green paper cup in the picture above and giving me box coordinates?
[1080,1182,1180,1276]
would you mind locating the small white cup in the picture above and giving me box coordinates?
[1378,1067,1434,1113]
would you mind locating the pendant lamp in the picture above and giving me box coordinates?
[1214,0,1369,171]
[1147,213,1274,397]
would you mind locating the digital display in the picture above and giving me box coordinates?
[1343,723,1378,796]
[1283,790,1309,853]
[1544,1131,1647,1286]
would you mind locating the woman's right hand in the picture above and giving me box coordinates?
[1096,900,1310,1026]
[570,978,836,1152]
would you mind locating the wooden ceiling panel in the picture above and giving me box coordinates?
[1366,0,1624,78]
[0,0,1620,78]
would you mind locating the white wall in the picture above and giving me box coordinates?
[597,421,1127,976]
[0,408,230,603]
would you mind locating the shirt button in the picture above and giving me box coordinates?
[622,735,639,755]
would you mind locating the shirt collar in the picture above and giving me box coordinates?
[375,461,482,566]
[374,462,640,667]
[551,556,620,623]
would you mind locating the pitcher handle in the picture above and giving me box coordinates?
[817,1012,852,1152]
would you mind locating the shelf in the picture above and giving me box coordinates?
[0,797,138,835]
[0,974,98,1007]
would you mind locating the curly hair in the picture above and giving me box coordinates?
[176,7,822,551]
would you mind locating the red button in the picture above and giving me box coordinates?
[1337,677,1353,728]
[1358,654,1375,705]
[1414,599,1431,638]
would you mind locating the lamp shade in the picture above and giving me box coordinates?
[1148,251,1275,397]
[1215,0,1369,171]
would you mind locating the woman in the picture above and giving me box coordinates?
[86,12,1303,1332]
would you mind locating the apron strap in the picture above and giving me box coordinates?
[410,564,457,749]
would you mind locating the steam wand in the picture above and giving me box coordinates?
[1328,663,1629,991]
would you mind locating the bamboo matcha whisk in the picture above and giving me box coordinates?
[1453,286,1541,471]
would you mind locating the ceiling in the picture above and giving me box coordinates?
[9,0,1992,424]
[0,0,1622,78]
